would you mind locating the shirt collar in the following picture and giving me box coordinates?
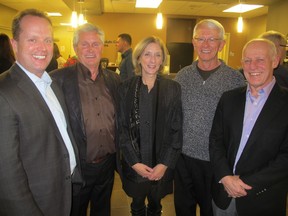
[77,62,102,81]
[16,61,52,85]
[246,76,276,100]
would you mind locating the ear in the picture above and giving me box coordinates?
[218,40,226,52]
[11,38,18,54]
[272,55,280,69]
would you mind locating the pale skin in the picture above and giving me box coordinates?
[74,31,104,81]
[11,15,54,78]
[132,42,167,181]
[192,26,226,71]
[221,40,279,198]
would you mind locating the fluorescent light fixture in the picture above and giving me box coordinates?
[46,12,62,17]
[71,11,78,28]
[156,13,163,29]
[136,0,162,8]
[60,23,72,26]
[223,4,263,13]
[237,16,243,33]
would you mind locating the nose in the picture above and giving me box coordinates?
[150,55,156,62]
[37,41,48,50]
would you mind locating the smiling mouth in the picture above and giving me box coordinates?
[33,55,46,60]
[250,72,261,76]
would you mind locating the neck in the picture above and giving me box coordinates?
[198,59,221,71]
[89,67,99,81]
[142,74,157,92]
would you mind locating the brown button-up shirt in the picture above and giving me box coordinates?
[77,64,116,163]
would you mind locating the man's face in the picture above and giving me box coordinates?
[192,27,225,63]
[74,31,103,70]
[116,37,125,53]
[242,41,279,93]
[11,15,53,77]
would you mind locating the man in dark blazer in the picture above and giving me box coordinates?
[0,9,81,216]
[209,38,288,216]
[51,23,120,216]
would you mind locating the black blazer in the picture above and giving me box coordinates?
[0,64,81,216]
[210,84,288,216]
[51,63,121,169]
[118,75,183,183]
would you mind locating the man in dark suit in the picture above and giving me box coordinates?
[51,23,120,216]
[0,9,81,216]
[209,38,288,216]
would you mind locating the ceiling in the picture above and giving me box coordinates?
[0,0,282,26]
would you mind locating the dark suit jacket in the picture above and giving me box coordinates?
[50,63,121,170]
[274,65,288,88]
[0,64,81,216]
[210,84,288,216]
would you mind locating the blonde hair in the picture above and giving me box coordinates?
[132,36,168,75]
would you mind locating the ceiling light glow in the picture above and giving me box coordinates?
[136,0,162,8]
[223,4,263,13]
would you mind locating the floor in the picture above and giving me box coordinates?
[109,172,200,216]
[89,172,288,216]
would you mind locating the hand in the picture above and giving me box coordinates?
[147,164,167,181]
[132,163,153,178]
[221,175,252,198]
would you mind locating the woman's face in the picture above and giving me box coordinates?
[139,42,163,77]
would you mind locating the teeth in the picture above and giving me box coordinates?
[250,73,260,76]
[33,55,45,59]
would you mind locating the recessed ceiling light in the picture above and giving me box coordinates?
[46,12,62,17]
[135,0,162,8]
[223,4,263,13]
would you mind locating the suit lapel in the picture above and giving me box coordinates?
[229,88,246,165]
[63,67,86,137]
[11,64,51,114]
[11,64,66,145]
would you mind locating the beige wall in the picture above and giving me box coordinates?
[267,0,288,36]
[88,13,167,64]
[0,2,285,69]
[0,4,17,36]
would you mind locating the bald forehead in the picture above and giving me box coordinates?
[243,40,276,58]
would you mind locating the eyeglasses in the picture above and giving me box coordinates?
[193,37,222,44]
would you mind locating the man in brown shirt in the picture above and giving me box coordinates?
[51,23,120,216]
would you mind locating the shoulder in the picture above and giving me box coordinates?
[103,69,121,84]
[221,86,246,100]
[0,71,14,91]
[174,63,196,82]
[159,76,181,89]
[50,65,76,78]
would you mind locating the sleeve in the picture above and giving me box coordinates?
[0,94,43,216]
[159,83,183,169]
[118,82,141,167]
[209,95,234,182]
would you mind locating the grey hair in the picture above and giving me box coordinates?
[73,23,105,47]
[193,19,225,40]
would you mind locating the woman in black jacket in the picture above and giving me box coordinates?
[118,36,183,216]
